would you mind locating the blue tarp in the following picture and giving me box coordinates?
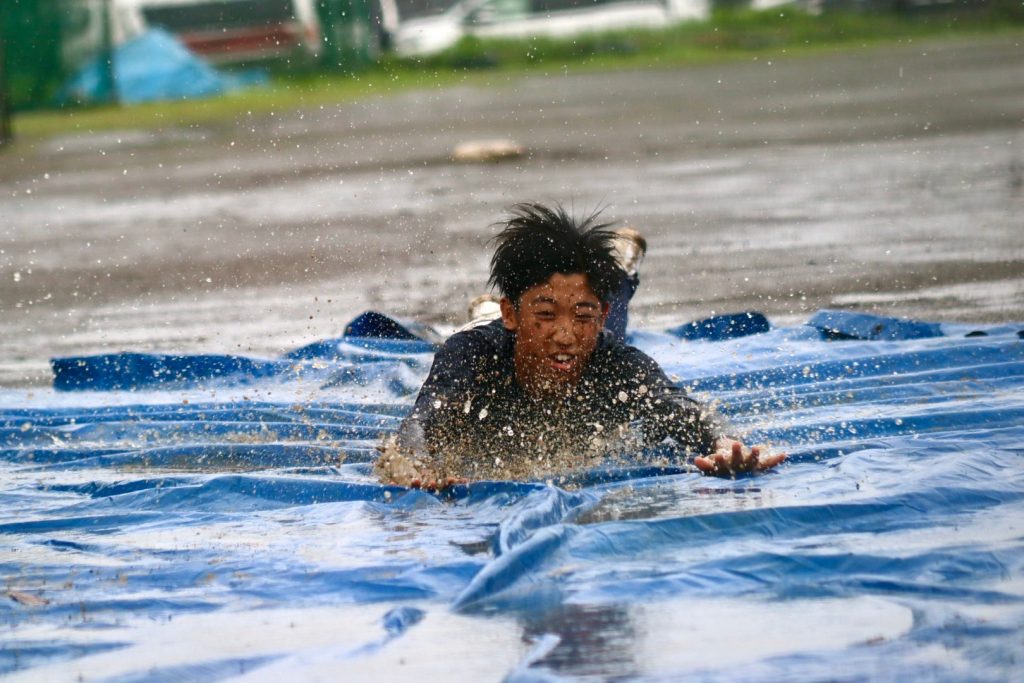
[2,311,1022,680]
[61,29,265,105]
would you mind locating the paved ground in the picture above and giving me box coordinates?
[2,34,1022,386]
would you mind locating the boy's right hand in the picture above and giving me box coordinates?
[409,475,467,492]
[375,442,434,487]
[375,439,464,491]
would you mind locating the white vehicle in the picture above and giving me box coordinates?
[110,0,323,63]
[60,0,324,64]
[392,0,708,57]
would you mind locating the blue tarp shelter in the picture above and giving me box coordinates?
[61,28,263,105]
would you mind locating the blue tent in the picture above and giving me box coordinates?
[61,28,263,105]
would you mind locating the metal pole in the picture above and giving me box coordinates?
[100,0,117,104]
[0,23,11,145]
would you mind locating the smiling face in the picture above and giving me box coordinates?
[500,272,609,399]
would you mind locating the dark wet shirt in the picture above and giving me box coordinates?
[397,321,720,479]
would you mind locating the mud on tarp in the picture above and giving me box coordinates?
[2,311,1023,681]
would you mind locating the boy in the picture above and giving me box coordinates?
[377,203,784,487]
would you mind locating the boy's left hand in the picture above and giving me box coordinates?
[694,438,786,478]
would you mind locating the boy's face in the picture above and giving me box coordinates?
[501,272,609,398]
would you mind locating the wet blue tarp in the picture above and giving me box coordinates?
[60,29,266,105]
[2,311,1023,681]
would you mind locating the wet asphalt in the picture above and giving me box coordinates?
[1,34,1022,386]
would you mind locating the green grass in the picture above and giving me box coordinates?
[406,5,1024,70]
[11,7,1024,142]
[11,68,475,141]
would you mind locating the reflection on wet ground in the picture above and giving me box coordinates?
[1,37,1022,386]
[575,481,768,525]
[521,603,639,679]
[512,593,919,680]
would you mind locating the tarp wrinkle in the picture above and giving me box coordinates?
[2,311,1022,680]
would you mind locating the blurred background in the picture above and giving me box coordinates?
[1,0,1022,385]
[4,0,1023,112]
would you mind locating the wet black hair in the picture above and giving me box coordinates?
[488,202,625,305]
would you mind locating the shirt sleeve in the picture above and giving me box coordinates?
[611,346,722,457]
[394,330,492,456]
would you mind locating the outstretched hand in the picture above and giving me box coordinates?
[408,475,467,492]
[694,438,786,478]
[374,441,465,492]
